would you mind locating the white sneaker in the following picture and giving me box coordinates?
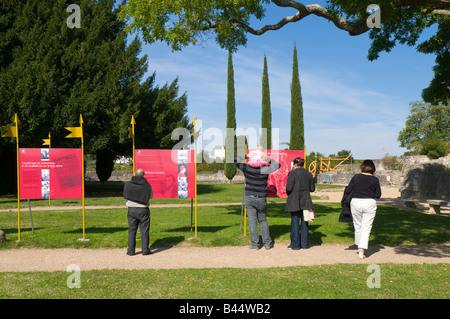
[358,249,366,259]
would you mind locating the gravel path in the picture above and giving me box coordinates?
[1,187,448,272]
[1,243,449,272]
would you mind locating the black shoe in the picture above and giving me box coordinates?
[127,251,135,256]
[142,250,152,255]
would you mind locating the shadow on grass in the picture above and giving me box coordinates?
[371,205,450,245]
[323,203,450,246]
[394,244,450,258]
[64,227,127,234]
[197,184,232,195]
[167,225,229,233]
[150,236,185,253]
[1,227,44,235]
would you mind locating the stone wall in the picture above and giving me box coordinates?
[85,170,246,184]
[86,155,450,200]
[320,170,403,187]
[399,155,450,200]
[322,155,450,200]
[86,171,131,182]
[197,170,245,184]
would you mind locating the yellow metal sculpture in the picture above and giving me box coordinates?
[308,153,352,177]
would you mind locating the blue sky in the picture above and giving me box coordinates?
[133,2,437,159]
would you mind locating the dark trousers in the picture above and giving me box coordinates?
[127,207,150,254]
[290,211,309,249]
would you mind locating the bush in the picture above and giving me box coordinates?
[419,136,448,159]
[381,155,403,170]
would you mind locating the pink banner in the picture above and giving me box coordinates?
[257,150,305,198]
[135,149,195,199]
[19,148,83,199]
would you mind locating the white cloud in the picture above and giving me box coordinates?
[139,40,411,159]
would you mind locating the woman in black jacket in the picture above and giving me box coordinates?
[285,157,315,250]
[344,160,381,259]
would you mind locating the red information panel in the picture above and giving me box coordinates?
[135,149,195,199]
[264,150,305,198]
[19,148,83,199]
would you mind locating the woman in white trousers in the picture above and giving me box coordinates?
[345,160,381,259]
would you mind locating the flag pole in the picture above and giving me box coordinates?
[80,115,85,240]
[48,132,51,206]
[64,115,86,241]
[15,114,20,241]
[2,114,20,240]
[193,117,198,238]
[244,142,247,237]
[130,115,136,175]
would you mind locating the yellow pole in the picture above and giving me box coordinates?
[131,115,136,175]
[64,117,85,240]
[304,145,306,167]
[48,132,51,206]
[244,143,247,237]
[193,117,198,238]
[15,114,20,241]
[2,114,20,240]
[80,115,85,240]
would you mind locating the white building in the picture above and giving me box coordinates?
[213,146,225,161]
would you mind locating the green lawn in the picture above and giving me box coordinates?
[0,182,332,208]
[0,183,275,208]
[1,202,448,249]
[1,264,449,299]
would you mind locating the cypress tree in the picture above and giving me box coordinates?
[260,55,272,150]
[224,50,237,181]
[289,43,305,150]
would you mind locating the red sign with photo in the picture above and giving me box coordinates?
[251,150,305,198]
[19,148,83,199]
[135,149,195,199]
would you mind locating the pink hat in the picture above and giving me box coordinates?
[247,150,268,167]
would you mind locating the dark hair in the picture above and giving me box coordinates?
[360,160,376,174]
[293,157,305,168]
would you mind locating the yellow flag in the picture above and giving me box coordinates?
[65,126,82,138]
[43,132,51,145]
[2,125,17,138]
[129,115,136,138]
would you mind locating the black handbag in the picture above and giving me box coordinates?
[339,179,355,223]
